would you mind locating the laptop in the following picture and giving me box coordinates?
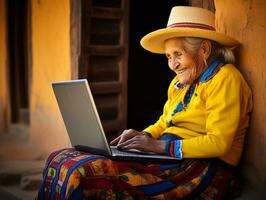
[52,79,181,163]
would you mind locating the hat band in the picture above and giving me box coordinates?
[167,22,216,31]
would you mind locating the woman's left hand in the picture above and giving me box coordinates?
[117,134,166,154]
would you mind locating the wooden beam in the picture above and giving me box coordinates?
[102,119,123,133]
[87,45,124,56]
[91,7,123,19]
[70,0,81,79]
[118,0,129,130]
[90,81,122,94]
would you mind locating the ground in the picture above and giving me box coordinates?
[0,125,45,200]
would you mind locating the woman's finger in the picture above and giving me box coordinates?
[118,135,145,148]
[110,135,121,145]
[117,129,140,145]
[110,129,130,145]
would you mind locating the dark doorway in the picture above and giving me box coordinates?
[128,1,188,130]
[7,0,31,124]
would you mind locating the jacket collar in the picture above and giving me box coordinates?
[174,60,223,89]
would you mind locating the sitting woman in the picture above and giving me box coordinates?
[38,6,252,200]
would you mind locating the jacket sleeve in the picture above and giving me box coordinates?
[143,77,177,138]
[181,70,243,158]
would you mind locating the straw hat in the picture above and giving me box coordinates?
[140,6,239,54]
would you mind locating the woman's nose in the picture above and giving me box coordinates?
[171,60,179,70]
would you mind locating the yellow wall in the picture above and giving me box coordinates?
[0,0,8,133]
[215,0,266,196]
[30,0,71,154]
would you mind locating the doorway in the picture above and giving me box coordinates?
[7,0,31,125]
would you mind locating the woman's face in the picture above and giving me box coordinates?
[164,38,206,84]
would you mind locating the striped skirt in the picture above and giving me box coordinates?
[37,148,240,200]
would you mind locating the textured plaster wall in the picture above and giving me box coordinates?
[30,0,71,154]
[0,0,8,133]
[215,0,266,196]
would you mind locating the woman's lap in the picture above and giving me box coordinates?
[37,148,239,200]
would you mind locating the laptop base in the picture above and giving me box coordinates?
[75,145,181,164]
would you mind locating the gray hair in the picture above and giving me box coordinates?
[182,37,235,64]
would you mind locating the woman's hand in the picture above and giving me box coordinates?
[117,134,166,154]
[110,129,144,146]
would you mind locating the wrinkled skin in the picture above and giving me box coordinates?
[165,38,210,84]
[110,129,166,154]
[110,38,211,154]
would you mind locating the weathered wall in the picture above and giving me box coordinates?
[215,0,266,197]
[0,0,9,133]
[30,0,71,155]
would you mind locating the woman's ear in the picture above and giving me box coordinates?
[200,40,212,60]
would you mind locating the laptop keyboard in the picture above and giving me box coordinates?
[110,146,157,156]
[111,146,142,156]
[110,146,181,163]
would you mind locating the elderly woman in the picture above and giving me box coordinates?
[38,6,252,200]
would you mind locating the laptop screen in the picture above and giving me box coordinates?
[52,79,111,154]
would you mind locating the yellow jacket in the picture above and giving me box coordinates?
[144,63,252,166]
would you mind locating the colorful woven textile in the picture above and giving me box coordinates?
[37,148,239,200]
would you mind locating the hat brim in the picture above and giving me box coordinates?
[140,28,239,54]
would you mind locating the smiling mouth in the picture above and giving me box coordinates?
[176,68,187,75]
